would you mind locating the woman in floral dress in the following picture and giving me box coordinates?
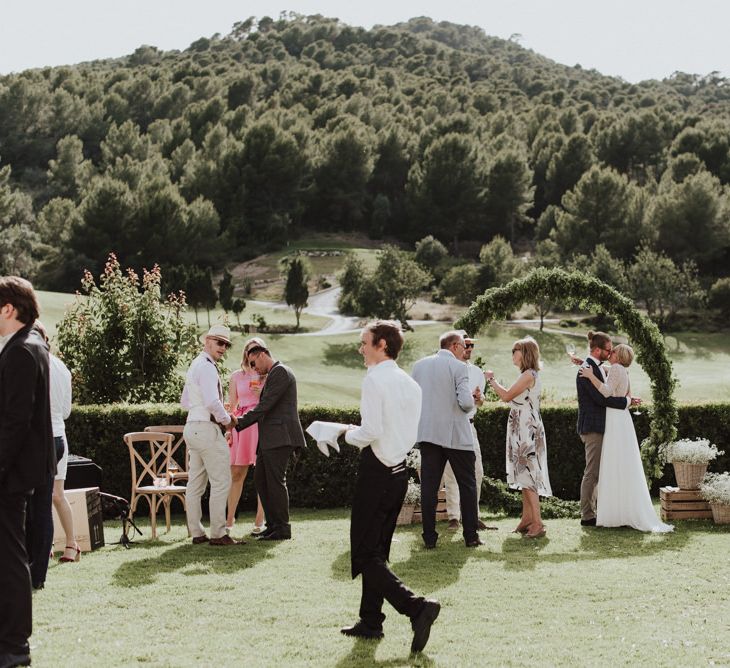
[485,336,552,538]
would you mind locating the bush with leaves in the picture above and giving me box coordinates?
[57,253,198,404]
[708,277,730,316]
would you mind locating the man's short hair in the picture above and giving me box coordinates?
[365,320,404,360]
[0,276,40,325]
[439,330,463,350]
[246,345,270,357]
[587,330,612,352]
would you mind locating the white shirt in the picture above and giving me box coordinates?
[465,362,486,420]
[345,359,422,467]
[49,353,72,437]
[181,352,231,424]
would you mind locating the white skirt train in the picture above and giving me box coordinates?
[596,408,673,533]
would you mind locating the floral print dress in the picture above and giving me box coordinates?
[506,370,552,496]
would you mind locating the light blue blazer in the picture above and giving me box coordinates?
[411,349,475,450]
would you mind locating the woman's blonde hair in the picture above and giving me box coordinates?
[241,336,267,366]
[614,343,634,367]
[513,336,541,372]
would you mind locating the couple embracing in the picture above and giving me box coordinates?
[576,331,673,533]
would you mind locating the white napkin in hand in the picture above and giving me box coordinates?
[306,421,348,457]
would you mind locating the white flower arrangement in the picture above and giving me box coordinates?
[403,477,421,505]
[699,472,730,505]
[405,448,421,470]
[660,438,724,465]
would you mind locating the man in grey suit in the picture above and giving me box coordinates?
[412,331,481,549]
[236,344,306,540]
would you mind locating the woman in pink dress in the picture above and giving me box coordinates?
[226,337,266,534]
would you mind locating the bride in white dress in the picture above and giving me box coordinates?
[578,344,673,533]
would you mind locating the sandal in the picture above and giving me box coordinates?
[59,544,81,562]
[524,527,546,539]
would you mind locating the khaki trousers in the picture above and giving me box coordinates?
[184,422,232,540]
[580,432,603,521]
[442,425,484,521]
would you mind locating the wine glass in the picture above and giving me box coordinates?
[632,400,642,417]
[565,342,576,366]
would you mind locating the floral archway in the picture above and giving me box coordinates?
[454,267,677,478]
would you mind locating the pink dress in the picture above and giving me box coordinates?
[229,370,260,466]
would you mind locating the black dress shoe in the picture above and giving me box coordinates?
[0,652,32,668]
[465,537,484,547]
[410,599,441,653]
[257,531,291,541]
[191,535,209,545]
[340,620,384,640]
[580,518,597,526]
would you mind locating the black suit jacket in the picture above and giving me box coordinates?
[576,358,629,435]
[235,361,306,451]
[0,326,56,494]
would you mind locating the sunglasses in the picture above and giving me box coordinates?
[464,343,474,349]
[512,348,520,354]
[248,360,256,368]
[212,339,231,350]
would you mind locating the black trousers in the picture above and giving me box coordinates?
[254,446,293,536]
[351,447,424,629]
[25,470,55,588]
[420,441,478,545]
[0,492,32,656]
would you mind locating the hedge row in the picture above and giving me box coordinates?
[65,402,730,508]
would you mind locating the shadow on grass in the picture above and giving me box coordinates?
[375,520,696,589]
[334,639,435,668]
[111,538,279,587]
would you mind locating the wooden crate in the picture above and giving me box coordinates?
[412,488,448,524]
[660,486,712,520]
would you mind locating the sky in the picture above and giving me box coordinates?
[1,1,728,83]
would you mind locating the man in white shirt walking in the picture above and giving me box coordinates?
[181,325,239,546]
[442,335,488,531]
[342,321,440,654]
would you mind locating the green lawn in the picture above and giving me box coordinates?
[32,510,730,667]
[36,291,730,405]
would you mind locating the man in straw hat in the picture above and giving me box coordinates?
[181,325,240,546]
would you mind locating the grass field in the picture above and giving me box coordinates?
[32,511,730,667]
[37,291,730,405]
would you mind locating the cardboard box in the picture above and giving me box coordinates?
[52,486,105,553]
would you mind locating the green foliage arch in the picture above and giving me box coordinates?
[455,267,678,479]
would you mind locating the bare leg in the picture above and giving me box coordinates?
[254,495,265,528]
[52,479,78,560]
[524,489,545,536]
[226,465,249,527]
[513,491,533,533]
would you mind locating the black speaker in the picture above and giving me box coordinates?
[65,454,103,491]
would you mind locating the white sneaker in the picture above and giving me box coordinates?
[251,525,264,535]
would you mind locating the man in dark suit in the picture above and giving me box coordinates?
[236,345,305,540]
[576,331,640,526]
[0,277,55,668]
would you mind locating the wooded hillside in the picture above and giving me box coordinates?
[1,14,729,291]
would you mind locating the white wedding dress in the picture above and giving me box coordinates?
[595,364,673,533]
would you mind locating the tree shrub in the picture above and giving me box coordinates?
[57,253,198,404]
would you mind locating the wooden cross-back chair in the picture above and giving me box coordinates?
[144,425,189,485]
[124,431,187,539]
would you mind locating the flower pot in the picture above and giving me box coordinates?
[396,503,416,526]
[672,461,708,490]
[709,502,730,525]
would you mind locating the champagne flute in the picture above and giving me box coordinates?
[565,342,576,366]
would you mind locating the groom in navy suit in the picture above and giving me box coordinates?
[576,331,640,526]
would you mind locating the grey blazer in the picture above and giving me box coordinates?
[411,349,475,450]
